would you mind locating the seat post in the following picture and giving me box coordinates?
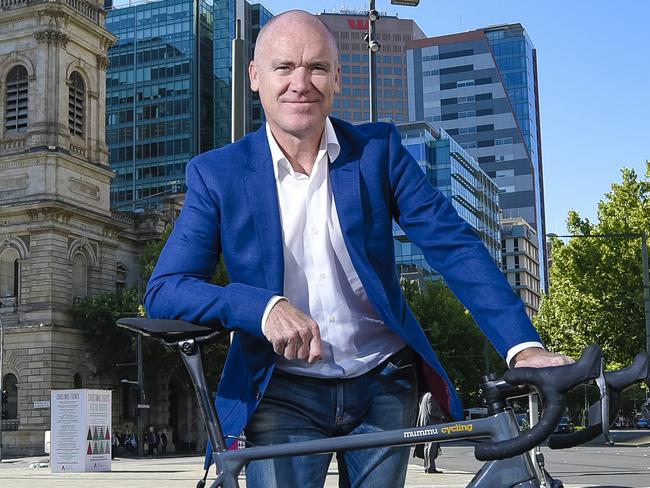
[178,339,228,453]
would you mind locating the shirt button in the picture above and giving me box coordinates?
[327,315,336,323]
[320,273,326,280]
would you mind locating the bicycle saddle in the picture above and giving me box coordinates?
[116,317,224,344]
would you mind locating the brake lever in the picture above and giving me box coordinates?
[594,356,612,445]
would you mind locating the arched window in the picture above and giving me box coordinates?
[5,65,29,132]
[73,373,83,389]
[2,373,18,419]
[0,248,20,298]
[71,252,88,301]
[68,71,85,137]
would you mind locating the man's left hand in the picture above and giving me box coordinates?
[512,347,574,368]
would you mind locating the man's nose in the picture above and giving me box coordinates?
[289,67,311,93]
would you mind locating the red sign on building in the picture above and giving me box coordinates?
[347,18,369,30]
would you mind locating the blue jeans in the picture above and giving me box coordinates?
[244,347,418,488]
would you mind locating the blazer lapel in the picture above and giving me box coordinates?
[329,127,366,266]
[243,127,284,294]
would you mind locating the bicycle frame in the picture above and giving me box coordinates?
[178,337,553,488]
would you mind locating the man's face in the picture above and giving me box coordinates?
[249,18,340,140]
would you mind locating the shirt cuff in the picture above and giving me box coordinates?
[261,295,288,336]
[506,342,545,368]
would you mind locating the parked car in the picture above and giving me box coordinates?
[635,417,650,429]
[554,416,575,434]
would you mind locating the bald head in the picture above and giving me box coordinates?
[253,10,338,62]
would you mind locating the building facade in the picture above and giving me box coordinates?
[213,0,272,148]
[500,217,540,318]
[394,122,501,281]
[319,11,424,123]
[406,24,547,290]
[0,0,187,456]
[105,0,215,211]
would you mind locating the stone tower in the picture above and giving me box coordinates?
[0,0,161,455]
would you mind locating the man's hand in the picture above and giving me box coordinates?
[512,347,574,368]
[264,300,323,363]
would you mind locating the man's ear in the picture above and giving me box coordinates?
[334,63,341,94]
[249,61,259,92]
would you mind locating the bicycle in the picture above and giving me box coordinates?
[116,317,649,488]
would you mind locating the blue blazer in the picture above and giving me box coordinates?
[145,118,541,443]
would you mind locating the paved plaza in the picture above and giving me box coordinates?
[1,433,650,488]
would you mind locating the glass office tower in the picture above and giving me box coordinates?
[106,0,214,211]
[406,24,547,290]
[394,122,501,280]
[213,1,272,148]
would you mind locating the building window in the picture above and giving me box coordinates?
[0,248,19,298]
[71,253,88,301]
[74,373,83,389]
[513,238,519,251]
[1,373,18,420]
[5,65,29,132]
[116,263,127,294]
[68,72,85,137]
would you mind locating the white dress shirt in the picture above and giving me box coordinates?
[261,119,542,377]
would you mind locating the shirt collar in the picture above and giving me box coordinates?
[265,117,341,181]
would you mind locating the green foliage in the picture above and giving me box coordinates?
[403,279,503,405]
[535,162,650,366]
[72,288,143,375]
[140,224,173,283]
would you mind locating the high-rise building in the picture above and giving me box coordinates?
[319,10,424,123]
[105,0,215,211]
[500,217,540,318]
[213,0,272,148]
[406,24,547,290]
[394,122,501,281]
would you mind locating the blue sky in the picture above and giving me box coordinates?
[112,0,649,235]
[253,0,649,235]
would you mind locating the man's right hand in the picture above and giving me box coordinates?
[264,300,323,363]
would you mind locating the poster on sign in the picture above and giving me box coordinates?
[50,389,112,473]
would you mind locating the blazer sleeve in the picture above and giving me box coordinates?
[144,157,275,339]
[385,125,542,357]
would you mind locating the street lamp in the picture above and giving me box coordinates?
[546,232,650,354]
[118,332,146,457]
[366,0,420,122]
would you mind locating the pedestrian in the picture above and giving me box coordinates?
[146,427,157,457]
[111,431,119,459]
[160,430,168,456]
[145,9,572,488]
[413,392,445,473]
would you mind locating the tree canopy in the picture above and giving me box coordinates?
[402,279,503,405]
[535,162,650,367]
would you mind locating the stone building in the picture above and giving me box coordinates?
[0,0,198,456]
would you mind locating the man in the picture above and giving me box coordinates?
[145,10,570,488]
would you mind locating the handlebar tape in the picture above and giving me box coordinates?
[474,345,602,461]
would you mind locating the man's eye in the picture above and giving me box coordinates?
[275,66,291,72]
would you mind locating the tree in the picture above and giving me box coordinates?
[402,279,503,405]
[535,162,650,367]
[74,222,231,383]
